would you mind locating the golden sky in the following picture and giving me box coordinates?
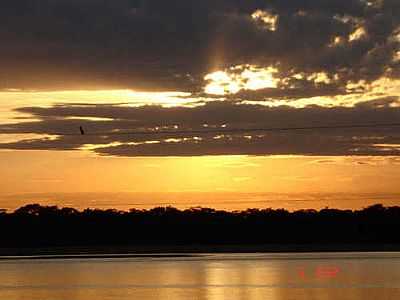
[1,0,400,210]
[1,72,400,211]
[1,72,400,210]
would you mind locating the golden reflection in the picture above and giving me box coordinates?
[1,254,398,300]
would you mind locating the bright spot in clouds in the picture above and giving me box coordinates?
[204,65,279,95]
[307,72,332,84]
[349,26,367,42]
[395,51,400,62]
[329,36,344,47]
[204,71,241,95]
[251,9,278,32]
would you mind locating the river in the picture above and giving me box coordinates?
[0,252,399,299]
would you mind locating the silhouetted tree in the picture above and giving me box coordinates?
[0,203,399,250]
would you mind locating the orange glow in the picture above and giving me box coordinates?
[349,27,367,42]
[1,151,400,211]
[0,89,194,124]
[251,10,279,31]
[204,65,278,95]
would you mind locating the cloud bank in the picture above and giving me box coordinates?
[1,0,400,157]
[0,0,399,94]
[1,99,400,156]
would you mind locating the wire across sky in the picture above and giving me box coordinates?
[56,122,400,136]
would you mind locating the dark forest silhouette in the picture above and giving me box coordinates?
[1,204,400,252]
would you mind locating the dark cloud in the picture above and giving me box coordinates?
[9,96,400,130]
[0,0,398,94]
[1,99,400,156]
[2,1,400,157]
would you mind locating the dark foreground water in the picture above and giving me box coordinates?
[0,252,399,300]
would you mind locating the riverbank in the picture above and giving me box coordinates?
[1,244,400,258]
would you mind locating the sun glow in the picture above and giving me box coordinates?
[251,10,278,31]
[349,27,367,42]
[394,51,400,62]
[328,36,344,47]
[0,89,194,124]
[0,89,192,106]
[204,65,279,95]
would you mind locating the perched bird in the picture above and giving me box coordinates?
[80,126,85,135]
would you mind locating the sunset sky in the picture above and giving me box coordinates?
[1,0,400,211]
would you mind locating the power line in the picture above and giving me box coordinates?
[57,122,400,136]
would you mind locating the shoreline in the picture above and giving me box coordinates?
[1,244,400,258]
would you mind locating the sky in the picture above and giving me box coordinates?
[1,0,400,211]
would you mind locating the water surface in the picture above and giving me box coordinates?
[0,252,399,300]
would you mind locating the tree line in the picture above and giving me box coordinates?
[0,203,400,248]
